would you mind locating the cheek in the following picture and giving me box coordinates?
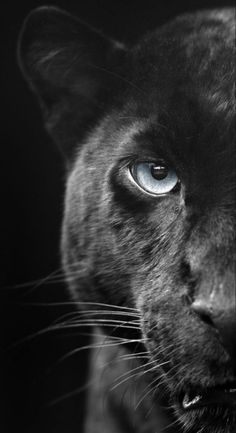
[106,204,184,264]
[133,264,189,353]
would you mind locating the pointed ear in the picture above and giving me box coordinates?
[18,7,126,159]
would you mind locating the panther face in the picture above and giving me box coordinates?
[19,7,236,432]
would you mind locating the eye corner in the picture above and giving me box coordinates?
[171,178,181,194]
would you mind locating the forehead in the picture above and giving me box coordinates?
[117,9,235,162]
[125,9,235,118]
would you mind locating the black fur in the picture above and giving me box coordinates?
[18,7,236,433]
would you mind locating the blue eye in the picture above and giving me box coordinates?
[130,161,179,196]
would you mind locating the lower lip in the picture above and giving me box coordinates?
[182,389,236,411]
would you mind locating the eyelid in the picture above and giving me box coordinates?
[132,156,181,184]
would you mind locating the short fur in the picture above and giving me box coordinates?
[18,7,236,433]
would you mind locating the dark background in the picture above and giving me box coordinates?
[1,1,233,432]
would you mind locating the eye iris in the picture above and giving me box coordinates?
[129,160,179,196]
[151,164,169,180]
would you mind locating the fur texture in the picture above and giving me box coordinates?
[18,7,236,432]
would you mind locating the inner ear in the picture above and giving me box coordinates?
[18,6,126,158]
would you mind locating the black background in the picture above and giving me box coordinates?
[1,1,233,432]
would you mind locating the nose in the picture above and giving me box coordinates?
[191,291,236,367]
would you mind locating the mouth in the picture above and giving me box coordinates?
[181,382,236,411]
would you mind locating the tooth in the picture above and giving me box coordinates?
[183,394,202,409]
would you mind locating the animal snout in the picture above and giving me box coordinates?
[191,281,236,369]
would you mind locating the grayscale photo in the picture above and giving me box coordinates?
[2,1,235,432]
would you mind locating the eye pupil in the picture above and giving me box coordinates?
[151,164,169,180]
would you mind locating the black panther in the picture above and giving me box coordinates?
[18,6,236,432]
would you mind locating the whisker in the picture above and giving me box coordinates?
[61,322,140,331]
[51,311,139,327]
[116,351,147,360]
[53,337,144,366]
[5,319,128,349]
[79,318,140,328]
[15,304,139,315]
[47,376,97,407]
[73,301,139,312]
[161,416,180,432]
[110,359,158,391]
[134,375,161,410]
[1,268,64,291]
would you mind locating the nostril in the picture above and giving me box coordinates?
[197,311,215,327]
[191,300,215,328]
[181,260,192,280]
